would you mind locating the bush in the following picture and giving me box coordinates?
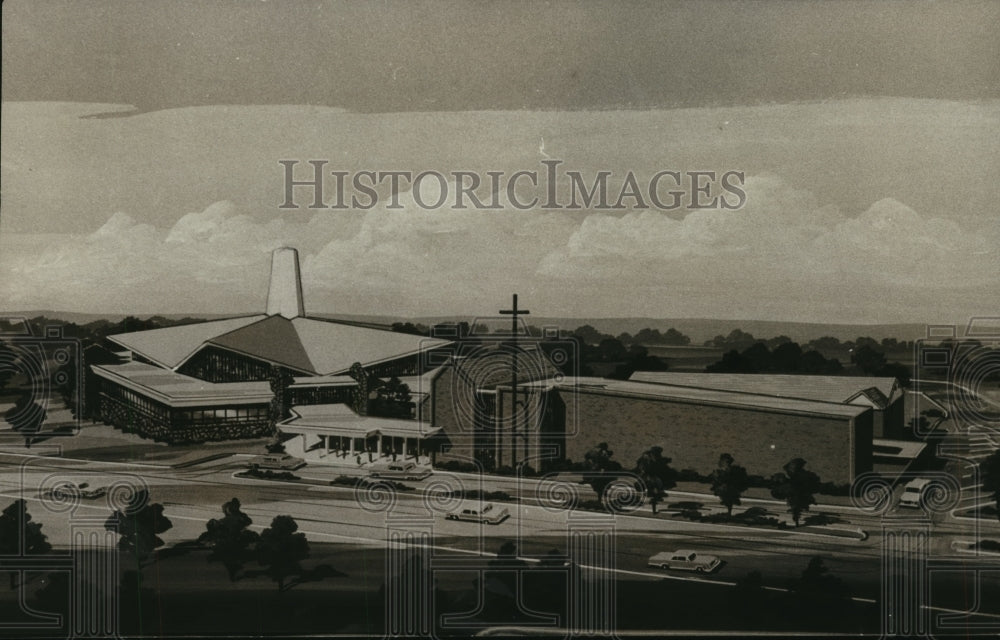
[577,499,611,513]
[817,482,851,496]
[435,460,480,473]
[677,468,711,483]
[239,469,299,481]
[330,475,414,492]
[442,489,514,502]
[978,540,1000,552]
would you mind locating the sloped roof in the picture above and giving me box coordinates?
[291,316,449,375]
[522,377,871,419]
[628,372,900,408]
[109,314,451,376]
[106,315,266,368]
[209,315,315,373]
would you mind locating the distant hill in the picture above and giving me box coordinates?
[4,310,947,344]
[330,315,935,344]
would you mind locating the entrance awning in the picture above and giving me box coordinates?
[279,403,441,439]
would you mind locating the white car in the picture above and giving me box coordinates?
[648,550,722,573]
[444,500,509,524]
[899,478,932,508]
[368,461,432,480]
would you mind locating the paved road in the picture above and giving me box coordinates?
[3,377,1000,629]
[3,451,999,623]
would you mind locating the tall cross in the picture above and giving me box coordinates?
[499,293,530,338]
[499,294,530,468]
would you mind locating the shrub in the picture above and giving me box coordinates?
[978,540,1000,552]
[677,468,710,483]
[435,460,480,473]
[240,469,299,481]
[330,476,414,492]
[817,482,851,496]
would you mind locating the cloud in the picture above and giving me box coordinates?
[2,171,995,324]
[2,99,998,322]
[534,176,998,321]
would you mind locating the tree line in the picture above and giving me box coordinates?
[580,442,828,527]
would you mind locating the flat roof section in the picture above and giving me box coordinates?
[280,403,440,439]
[91,362,273,408]
[289,375,357,388]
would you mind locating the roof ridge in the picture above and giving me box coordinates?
[628,378,855,407]
[207,315,318,374]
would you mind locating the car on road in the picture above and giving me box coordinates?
[39,482,106,500]
[367,461,432,480]
[246,453,307,471]
[444,500,509,524]
[648,550,722,573]
[899,478,932,508]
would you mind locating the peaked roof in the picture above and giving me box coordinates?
[628,372,900,408]
[108,314,451,376]
[106,315,267,369]
[210,315,315,373]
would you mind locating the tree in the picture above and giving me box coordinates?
[267,365,295,431]
[104,490,172,565]
[597,338,628,362]
[729,570,767,627]
[581,442,622,505]
[981,451,1000,523]
[0,500,52,588]
[788,556,853,626]
[850,345,887,375]
[608,344,669,380]
[348,362,371,416]
[807,336,843,352]
[710,453,750,516]
[371,377,414,419]
[256,515,309,591]
[634,446,677,514]
[4,395,46,447]
[770,458,820,527]
[198,498,260,581]
[572,325,607,346]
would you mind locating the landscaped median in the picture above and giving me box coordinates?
[235,466,869,540]
[951,539,1000,555]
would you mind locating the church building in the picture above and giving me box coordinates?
[91,247,452,445]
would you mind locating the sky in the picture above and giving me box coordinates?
[1,0,998,324]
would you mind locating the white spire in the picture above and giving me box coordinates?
[265,247,305,319]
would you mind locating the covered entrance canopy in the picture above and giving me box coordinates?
[278,403,441,462]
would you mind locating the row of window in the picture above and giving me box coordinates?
[177,346,277,383]
[172,406,270,424]
[101,381,169,419]
[101,379,270,425]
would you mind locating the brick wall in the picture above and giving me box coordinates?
[555,389,870,485]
